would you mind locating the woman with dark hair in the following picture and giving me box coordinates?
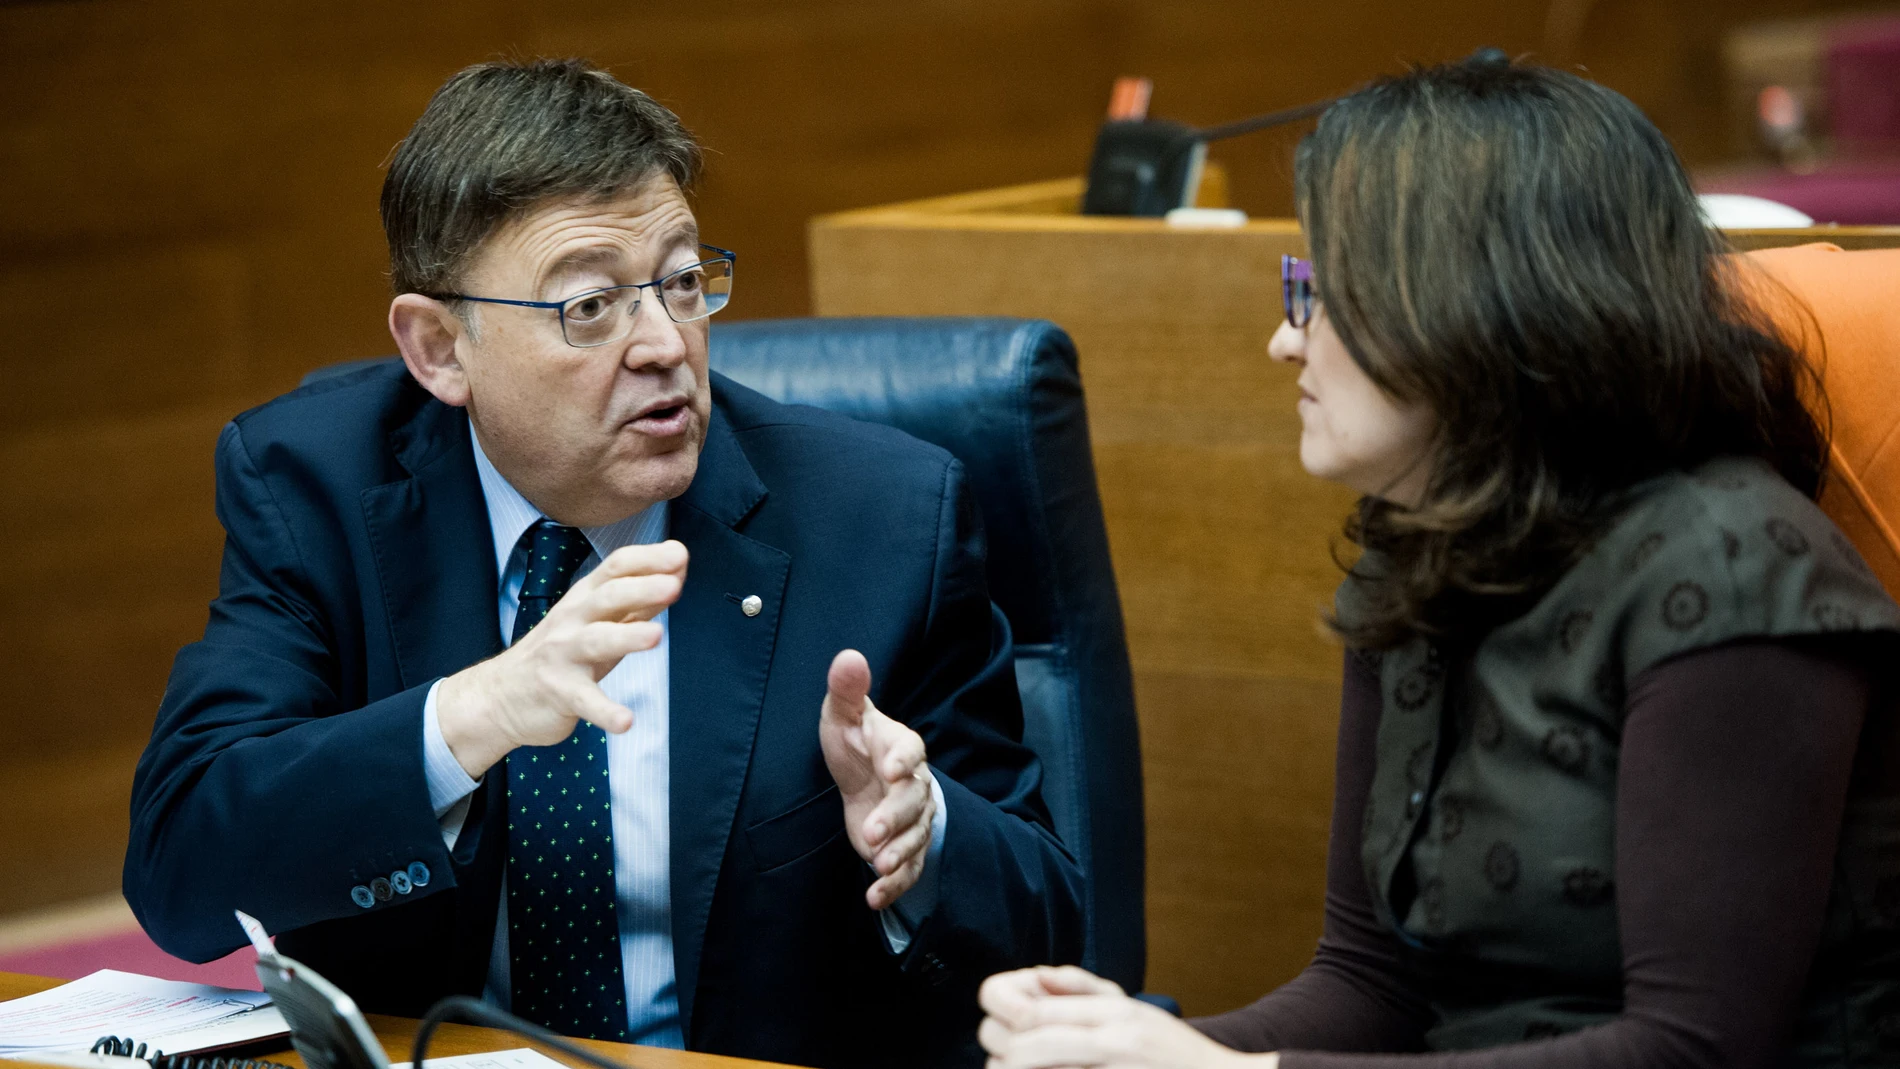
[976,54,1900,1069]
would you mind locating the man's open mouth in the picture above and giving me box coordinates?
[629,398,692,436]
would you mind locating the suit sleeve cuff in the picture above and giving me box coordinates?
[422,680,482,839]
[879,766,949,952]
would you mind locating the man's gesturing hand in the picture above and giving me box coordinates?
[820,649,937,911]
[437,540,689,779]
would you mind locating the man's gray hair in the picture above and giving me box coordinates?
[380,58,702,297]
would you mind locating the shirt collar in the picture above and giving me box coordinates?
[469,428,669,579]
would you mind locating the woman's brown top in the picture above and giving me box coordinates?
[1193,458,1900,1067]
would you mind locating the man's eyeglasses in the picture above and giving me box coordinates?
[1282,254,1316,329]
[430,244,736,348]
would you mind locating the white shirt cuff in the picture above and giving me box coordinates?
[880,767,949,953]
[422,679,482,846]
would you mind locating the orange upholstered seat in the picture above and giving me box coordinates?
[1747,243,1900,600]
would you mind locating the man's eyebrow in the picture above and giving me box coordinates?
[541,246,623,291]
[658,224,702,256]
[540,227,704,293]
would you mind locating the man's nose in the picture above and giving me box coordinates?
[623,293,689,369]
[1267,319,1306,365]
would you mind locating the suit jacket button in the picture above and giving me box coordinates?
[369,877,393,902]
[390,871,413,895]
[408,861,431,887]
[350,885,375,909]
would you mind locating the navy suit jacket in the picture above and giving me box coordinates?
[126,363,1085,1069]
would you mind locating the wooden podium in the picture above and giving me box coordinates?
[808,177,1900,1016]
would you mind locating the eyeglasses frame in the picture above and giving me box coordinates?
[427,243,737,348]
[1282,254,1316,330]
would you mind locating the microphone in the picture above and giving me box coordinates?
[1082,48,1510,216]
[1191,98,1337,145]
[1080,93,1335,216]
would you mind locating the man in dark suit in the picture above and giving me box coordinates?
[124,58,1083,1069]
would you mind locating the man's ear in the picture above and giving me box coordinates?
[389,294,472,407]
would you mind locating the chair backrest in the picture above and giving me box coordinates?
[1746,244,1900,600]
[303,319,1149,989]
[709,316,1145,991]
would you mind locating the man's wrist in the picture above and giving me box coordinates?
[422,681,482,815]
[436,665,511,779]
[890,768,947,924]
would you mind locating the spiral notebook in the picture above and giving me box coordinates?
[0,970,288,1060]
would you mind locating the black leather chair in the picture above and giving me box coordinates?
[301,316,1147,992]
[709,317,1145,992]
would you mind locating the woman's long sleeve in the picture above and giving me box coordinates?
[1190,649,1435,1052]
[1193,639,1872,1069]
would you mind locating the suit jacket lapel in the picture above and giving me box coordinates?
[361,396,503,691]
[668,408,788,1041]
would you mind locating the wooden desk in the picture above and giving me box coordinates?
[0,973,794,1069]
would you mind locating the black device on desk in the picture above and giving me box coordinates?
[1081,118,1209,217]
[252,954,387,1069]
[232,912,388,1069]
[230,913,644,1069]
[1081,98,1332,216]
[80,911,639,1069]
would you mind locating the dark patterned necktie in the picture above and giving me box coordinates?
[504,522,629,1040]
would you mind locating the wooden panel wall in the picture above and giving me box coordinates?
[0,0,1881,1004]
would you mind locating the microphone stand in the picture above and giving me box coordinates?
[411,997,650,1069]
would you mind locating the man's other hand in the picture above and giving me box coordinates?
[437,540,688,778]
[820,649,936,911]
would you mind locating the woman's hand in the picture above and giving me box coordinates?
[977,966,1277,1069]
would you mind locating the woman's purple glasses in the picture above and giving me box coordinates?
[1282,254,1316,329]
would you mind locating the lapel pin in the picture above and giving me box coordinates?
[741,594,763,617]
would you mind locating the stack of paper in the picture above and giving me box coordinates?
[0,970,287,1059]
